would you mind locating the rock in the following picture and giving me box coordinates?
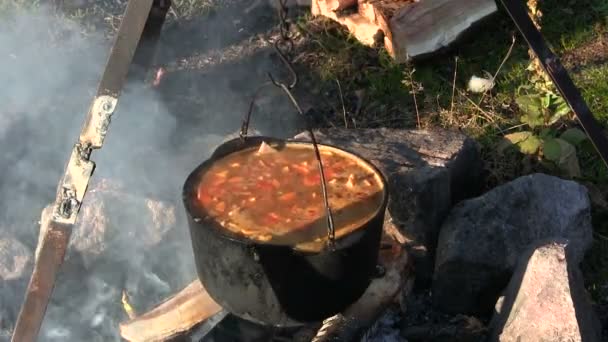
[0,236,32,281]
[489,242,602,342]
[433,173,593,315]
[0,234,32,336]
[294,128,482,203]
[293,128,482,286]
[37,179,177,268]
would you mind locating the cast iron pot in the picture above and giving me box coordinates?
[183,136,389,327]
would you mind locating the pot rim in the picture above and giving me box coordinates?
[182,136,389,253]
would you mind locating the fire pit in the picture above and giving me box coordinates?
[183,136,389,327]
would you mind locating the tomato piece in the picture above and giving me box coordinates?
[263,212,281,225]
[306,208,319,218]
[197,187,212,206]
[256,180,274,191]
[323,168,336,180]
[292,164,309,175]
[303,174,320,186]
[211,177,226,187]
[279,192,296,201]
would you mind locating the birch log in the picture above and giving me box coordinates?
[312,0,498,62]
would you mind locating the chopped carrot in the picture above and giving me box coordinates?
[230,163,240,168]
[264,212,281,225]
[303,174,320,186]
[211,177,226,187]
[306,208,319,218]
[282,166,290,173]
[292,164,309,174]
[228,176,244,183]
[271,179,280,188]
[197,187,212,205]
[215,201,226,213]
[279,192,296,201]
[256,180,273,191]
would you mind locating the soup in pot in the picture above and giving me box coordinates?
[194,141,385,246]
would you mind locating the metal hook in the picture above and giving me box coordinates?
[268,40,297,90]
[239,82,272,141]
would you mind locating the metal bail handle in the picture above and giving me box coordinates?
[238,19,337,246]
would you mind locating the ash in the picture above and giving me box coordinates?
[362,308,406,342]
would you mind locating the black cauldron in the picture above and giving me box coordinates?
[182,136,389,327]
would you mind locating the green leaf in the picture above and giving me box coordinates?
[553,97,572,117]
[560,128,588,146]
[499,131,533,154]
[554,138,581,178]
[503,131,534,144]
[539,128,555,139]
[543,138,561,161]
[541,93,552,108]
[501,131,542,155]
[516,94,543,115]
[517,135,542,154]
[520,111,545,128]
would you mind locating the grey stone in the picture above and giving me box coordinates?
[293,128,481,286]
[293,128,482,203]
[0,236,32,281]
[37,179,177,268]
[433,173,593,315]
[0,234,32,336]
[489,241,602,342]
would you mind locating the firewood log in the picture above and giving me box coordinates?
[119,280,222,342]
[312,0,498,62]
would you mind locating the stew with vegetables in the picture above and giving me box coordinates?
[194,141,385,245]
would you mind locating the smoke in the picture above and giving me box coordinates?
[0,2,288,340]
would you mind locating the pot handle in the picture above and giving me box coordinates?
[237,44,338,249]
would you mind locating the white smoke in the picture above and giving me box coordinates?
[0,3,227,341]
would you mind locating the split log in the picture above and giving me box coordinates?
[119,280,222,342]
[311,0,498,62]
[119,232,413,342]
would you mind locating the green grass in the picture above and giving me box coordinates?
[296,1,608,302]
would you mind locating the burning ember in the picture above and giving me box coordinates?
[122,291,137,320]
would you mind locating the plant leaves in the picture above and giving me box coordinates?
[539,128,555,139]
[499,131,532,154]
[547,96,572,125]
[503,131,534,144]
[554,138,581,178]
[541,93,552,108]
[518,135,542,154]
[520,111,545,128]
[553,97,572,117]
[501,131,542,155]
[516,94,543,115]
[543,138,561,161]
[560,128,588,146]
